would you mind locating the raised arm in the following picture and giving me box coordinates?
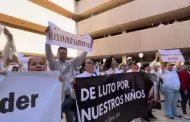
[45,27,56,70]
[150,52,159,68]
[2,27,15,64]
[70,52,87,69]
[175,61,181,69]
[159,55,165,70]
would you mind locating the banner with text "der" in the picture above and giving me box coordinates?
[0,72,62,122]
[75,72,153,122]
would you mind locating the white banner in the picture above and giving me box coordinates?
[0,72,62,122]
[46,22,92,52]
[159,49,185,62]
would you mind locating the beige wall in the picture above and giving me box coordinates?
[49,0,75,13]
[77,0,110,14]
[78,0,190,35]
[88,20,190,57]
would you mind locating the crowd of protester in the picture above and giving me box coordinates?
[0,27,190,122]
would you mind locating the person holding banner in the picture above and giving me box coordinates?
[127,60,138,73]
[27,56,65,83]
[70,59,97,122]
[77,59,97,78]
[159,53,182,119]
[45,26,91,122]
[126,59,154,122]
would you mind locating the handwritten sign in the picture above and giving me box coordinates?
[159,49,184,62]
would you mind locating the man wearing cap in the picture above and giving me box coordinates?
[127,60,138,72]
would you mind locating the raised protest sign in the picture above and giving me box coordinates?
[159,49,184,62]
[0,72,61,122]
[8,57,30,71]
[46,22,92,52]
[75,73,152,122]
[19,57,30,71]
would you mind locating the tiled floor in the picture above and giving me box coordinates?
[152,108,189,122]
[62,105,190,122]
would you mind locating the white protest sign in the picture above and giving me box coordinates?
[0,72,62,122]
[19,57,30,71]
[8,57,30,71]
[159,49,185,62]
[46,21,92,52]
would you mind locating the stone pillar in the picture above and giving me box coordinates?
[122,55,127,64]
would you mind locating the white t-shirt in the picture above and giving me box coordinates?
[127,69,138,73]
[76,71,97,78]
[161,66,180,90]
[104,68,122,75]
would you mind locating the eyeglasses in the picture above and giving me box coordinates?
[58,52,66,56]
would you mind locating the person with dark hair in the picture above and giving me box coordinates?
[102,56,121,75]
[79,67,84,74]
[141,62,159,121]
[12,66,19,71]
[178,64,190,119]
[77,59,97,77]
[45,26,92,122]
[70,59,98,122]
[126,58,155,122]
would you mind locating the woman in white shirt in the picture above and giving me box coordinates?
[159,56,182,119]
[77,59,97,78]
[102,56,121,75]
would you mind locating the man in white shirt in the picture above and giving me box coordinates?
[127,60,138,72]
